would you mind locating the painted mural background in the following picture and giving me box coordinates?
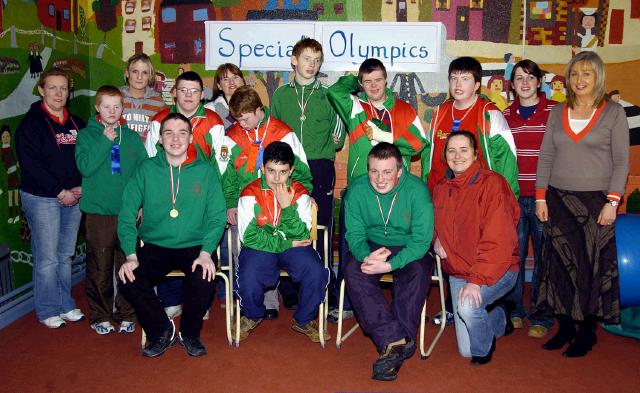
[0,0,639,294]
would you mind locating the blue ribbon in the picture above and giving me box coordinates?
[255,141,264,173]
[452,119,461,132]
[111,144,121,175]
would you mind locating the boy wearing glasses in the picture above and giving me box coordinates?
[145,71,225,175]
[343,142,433,381]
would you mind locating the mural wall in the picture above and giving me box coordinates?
[0,0,639,293]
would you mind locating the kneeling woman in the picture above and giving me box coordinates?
[433,131,520,365]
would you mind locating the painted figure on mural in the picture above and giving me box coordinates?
[1,125,20,224]
[577,10,598,51]
[28,42,43,79]
[550,75,566,103]
[390,72,425,110]
[503,53,516,101]
[486,75,509,111]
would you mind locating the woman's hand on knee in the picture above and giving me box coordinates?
[459,283,482,309]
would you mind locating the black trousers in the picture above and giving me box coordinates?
[119,243,215,340]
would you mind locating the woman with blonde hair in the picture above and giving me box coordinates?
[535,51,629,357]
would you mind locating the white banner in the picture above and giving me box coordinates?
[205,21,444,73]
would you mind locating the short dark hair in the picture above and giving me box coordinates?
[358,58,387,82]
[175,70,203,91]
[263,141,295,168]
[442,130,478,163]
[448,56,482,84]
[367,142,402,170]
[160,112,192,135]
[511,59,544,85]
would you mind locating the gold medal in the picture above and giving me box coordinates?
[170,208,179,218]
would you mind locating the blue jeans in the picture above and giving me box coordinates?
[450,270,517,357]
[506,196,553,328]
[21,191,81,320]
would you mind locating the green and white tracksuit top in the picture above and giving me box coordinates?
[421,96,519,197]
[271,78,345,161]
[118,145,227,256]
[327,74,427,184]
[218,108,313,209]
[238,177,311,254]
[146,104,225,177]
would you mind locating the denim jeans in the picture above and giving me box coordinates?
[506,196,553,328]
[21,191,81,320]
[450,270,517,357]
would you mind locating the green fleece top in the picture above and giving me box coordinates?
[117,148,226,256]
[76,117,147,215]
[345,170,433,270]
[271,78,345,160]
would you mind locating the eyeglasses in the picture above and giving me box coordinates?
[176,87,202,95]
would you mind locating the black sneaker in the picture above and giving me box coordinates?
[372,340,406,381]
[142,320,177,358]
[179,333,208,357]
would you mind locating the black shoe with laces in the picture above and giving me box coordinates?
[179,333,208,357]
[372,340,407,381]
[142,321,177,358]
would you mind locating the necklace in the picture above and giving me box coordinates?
[450,96,478,132]
[169,163,182,218]
[376,192,398,237]
[294,82,317,122]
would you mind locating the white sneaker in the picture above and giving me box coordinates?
[60,308,85,322]
[119,321,135,333]
[40,316,66,329]
[91,321,115,335]
[164,305,182,319]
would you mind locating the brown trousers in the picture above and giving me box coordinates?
[85,214,135,324]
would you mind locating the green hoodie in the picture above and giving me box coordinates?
[76,117,147,215]
[345,170,433,271]
[118,147,226,256]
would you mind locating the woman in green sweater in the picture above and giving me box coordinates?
[76,85,147,335]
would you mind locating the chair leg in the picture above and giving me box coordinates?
[336,278,359,348]
[215,272,232,346]
[141,328,147,349]
[234,298,241,347]
[421,256,447,359]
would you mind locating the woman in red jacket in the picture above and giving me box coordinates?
[433,131,520,365]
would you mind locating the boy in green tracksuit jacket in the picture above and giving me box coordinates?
[76,85,147,335]
[233,142,329,343]
[344,142,434,381]
[327,58,427,185]
[117,113,226,358]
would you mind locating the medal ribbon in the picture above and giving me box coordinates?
[169,163,182,209]
[264,189,281,226]
[110,144,121,175]
[376,191,398,236]
[244,116,271,173]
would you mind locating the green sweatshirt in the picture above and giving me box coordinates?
[327,74,426,184]
[76,117,147,215]
[118,149,226,256]
[271,78,345,161]
[345,170,433,270]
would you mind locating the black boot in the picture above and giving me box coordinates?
[563,316,597,358]
[543,315,576,350]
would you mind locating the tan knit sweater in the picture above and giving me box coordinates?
[536,100,629,198]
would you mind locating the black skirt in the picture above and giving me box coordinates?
[535,186,620,324]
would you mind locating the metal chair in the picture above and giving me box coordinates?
[336,254,446,359]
